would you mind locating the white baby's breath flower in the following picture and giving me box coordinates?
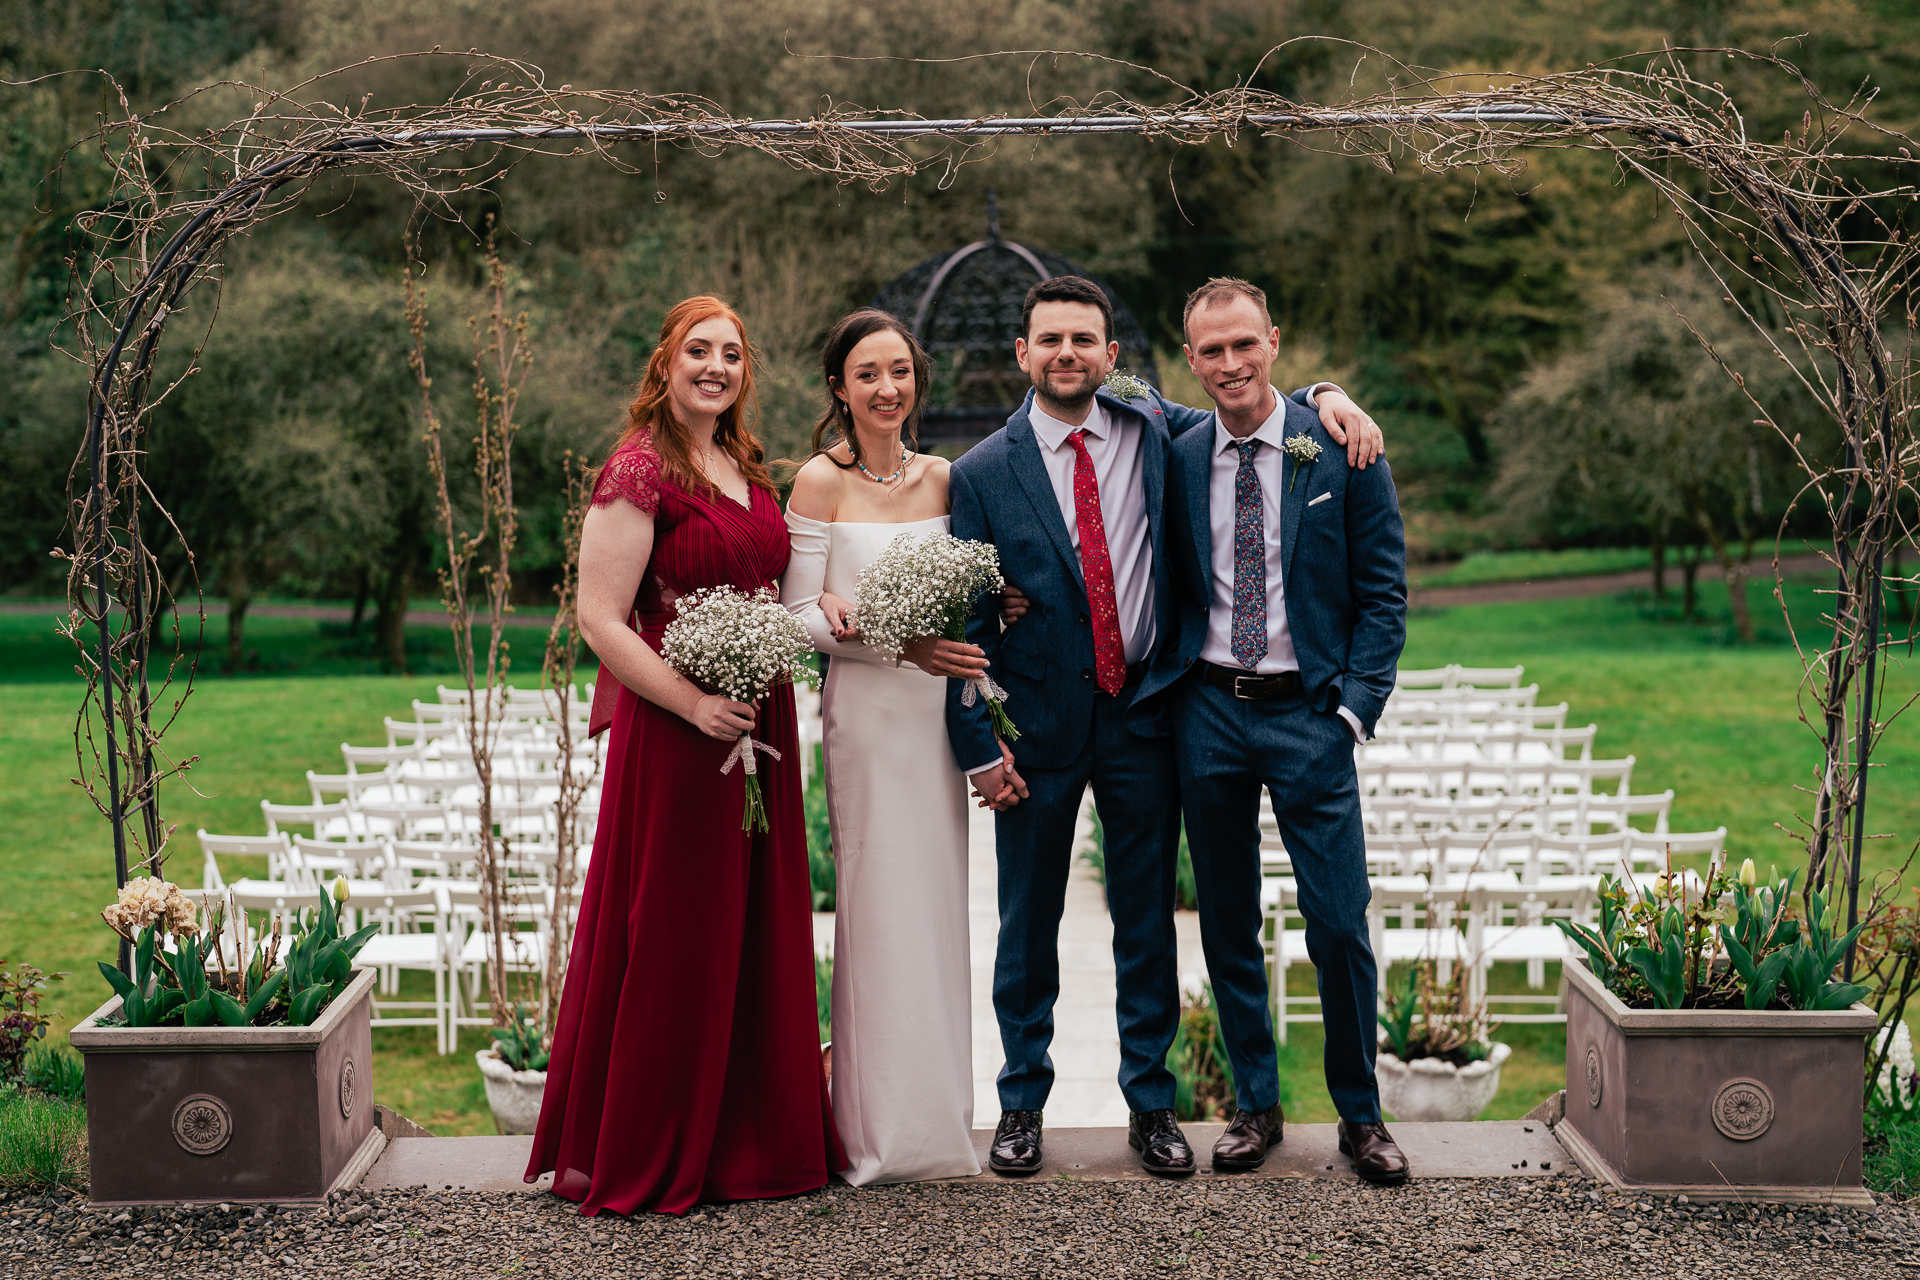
[660,586,820,832]
[852,531,1021,741]
[661,586,819,704]
[852,531,1004,660]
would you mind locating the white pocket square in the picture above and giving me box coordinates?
[1308,491,1333,507]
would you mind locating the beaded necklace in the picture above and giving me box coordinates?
[857,445,912,485]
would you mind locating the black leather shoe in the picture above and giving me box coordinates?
[1337,1119,1411,1185]
[1127,1109,1197,1178]
[989,1109,1044,1176]
[1211,1102,1285,1172]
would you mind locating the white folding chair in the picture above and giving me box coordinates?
[195,831,291,890]
[354,884,458,1054]
[261,798,363,842]
[444,881,552,1033]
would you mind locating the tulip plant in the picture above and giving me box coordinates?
[1556,858,1872,1012]
[98,877,377,1029]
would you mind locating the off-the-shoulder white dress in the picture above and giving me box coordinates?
[782,510,980,1185]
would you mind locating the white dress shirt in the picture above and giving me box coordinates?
[1198,388,1368,743]
[1027,398,1157,665]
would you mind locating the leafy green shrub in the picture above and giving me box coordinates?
[489,1004,550,1072]
[0,962,65,1083]
[0,1092,86,1192]
[814,950,833,1044]
[22,1047,82,1103]
[805,745,836,911]
[1866,1103,1920,1199]
[1166,984,1234,1122]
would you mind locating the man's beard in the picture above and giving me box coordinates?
[1038,366,1097,410]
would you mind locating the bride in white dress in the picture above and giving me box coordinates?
[782,309,1024,1185]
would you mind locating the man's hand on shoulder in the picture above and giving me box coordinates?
[1312,388,1384,470]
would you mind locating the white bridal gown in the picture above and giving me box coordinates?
[782,510,980,1185]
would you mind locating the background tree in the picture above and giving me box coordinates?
[1493,266,1831,640]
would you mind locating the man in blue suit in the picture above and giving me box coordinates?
[1148,277,1409,1183]
[946,275,1382,1177]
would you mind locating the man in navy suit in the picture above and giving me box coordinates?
[1148,277,1409,1183]
[945,275,1383,1177]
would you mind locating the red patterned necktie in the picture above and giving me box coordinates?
[1066,430,1126,696]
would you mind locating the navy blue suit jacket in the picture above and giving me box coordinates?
[1148,395,1408,735]
[943,384,1321,772]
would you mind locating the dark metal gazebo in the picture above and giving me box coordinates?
[870,195,1159,448]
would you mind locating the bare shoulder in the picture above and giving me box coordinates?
[788,453,848,521]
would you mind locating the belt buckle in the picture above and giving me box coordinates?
[1232,673,1259,700]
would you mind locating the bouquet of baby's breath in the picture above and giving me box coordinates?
[661,586,821,832]
[853,531,1020,741]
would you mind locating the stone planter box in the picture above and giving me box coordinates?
[1556,959,1875,1207]
[70,967,385,1205]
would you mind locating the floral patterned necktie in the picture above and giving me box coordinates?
[1066,430,1126,696]
[1231,438,1269,670]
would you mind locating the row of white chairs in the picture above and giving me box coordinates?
[199,829,590,893]
[185,879,551,1054]
[1392,664,1526,691]
[1256,829,1726,1037]
[1359,722,1598,765]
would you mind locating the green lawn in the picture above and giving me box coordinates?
[0,573,1913,1133]
[1410,545,1654,589]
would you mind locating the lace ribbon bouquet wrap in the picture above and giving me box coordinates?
[660,586,821,832]
[852,531,1020,742]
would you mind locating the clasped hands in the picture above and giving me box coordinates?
[819,585,1032,810]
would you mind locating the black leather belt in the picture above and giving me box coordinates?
[1198,661,1303,701]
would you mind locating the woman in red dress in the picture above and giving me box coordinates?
[527,296,844,1215]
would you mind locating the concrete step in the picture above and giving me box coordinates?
[361,1121,1568,1194]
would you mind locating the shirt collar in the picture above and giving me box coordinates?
[1212,387,1289,458]
[1030,397,1111,451]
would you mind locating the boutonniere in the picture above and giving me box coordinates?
[1101,370,1153,402]
[1282,433,1322,492]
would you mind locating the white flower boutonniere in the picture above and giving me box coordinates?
[1282,433,1322,492]
[1102,370,1153,402]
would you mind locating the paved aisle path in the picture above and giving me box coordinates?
[968,791,1210,1131]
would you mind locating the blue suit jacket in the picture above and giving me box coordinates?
[1148,395,1408,735]
[944,384,1320,772]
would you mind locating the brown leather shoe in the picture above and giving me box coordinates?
[1337,1119,1410,1185]
[1211,1103,1285,1172]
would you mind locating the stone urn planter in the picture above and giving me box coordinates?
[476,1048,546,1135]
[1556,958,1876,1206]
[1378,1041,1512,1121]
[70,967,384,1205]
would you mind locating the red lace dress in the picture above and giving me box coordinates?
[526,435,844,1216]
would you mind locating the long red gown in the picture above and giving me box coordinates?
[526,435,845,1216]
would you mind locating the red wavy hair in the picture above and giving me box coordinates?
[615,295,775,496]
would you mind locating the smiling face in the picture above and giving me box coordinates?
[832,328,917,438]
[1183,295,1280,419]
[666,316,746,428]
[1016,300,1119,415]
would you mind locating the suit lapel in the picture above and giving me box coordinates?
[1279,400,1311,585]
[1109,391,1168,575]
[1184,424,1214,586]
[1005,397,1087,592]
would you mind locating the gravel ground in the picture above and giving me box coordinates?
[5,1175,1919,1278]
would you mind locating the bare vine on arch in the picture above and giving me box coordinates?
[51,42,1917,970]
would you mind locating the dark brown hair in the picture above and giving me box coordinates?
[1182,277,1272,340]
[809,308,930,473]
[1021,276,1114,346]
[616,295,774,496]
